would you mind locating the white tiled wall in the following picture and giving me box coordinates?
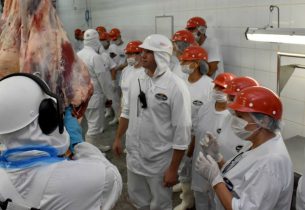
[56,0,305,139]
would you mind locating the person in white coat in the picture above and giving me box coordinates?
[0,73,122,210]
[74,28,83,52]
[108,28,127,125]
[170,29,197,80]
[186,17,224,78]
[179,73,234,210]
[77,29,111,152]
[113,34,192,210]
[174,45,214,210]
[120,40,144,108]
[195,86,293,210]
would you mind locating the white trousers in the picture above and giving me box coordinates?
[194,190,216,210]
[127,169,172,210]
[84,96,105,136]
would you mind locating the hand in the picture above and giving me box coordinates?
[179,156,192,183]
[195,152,224,187]
[112,138,123,157]
[163,167,178,188]
[200,131,223,162]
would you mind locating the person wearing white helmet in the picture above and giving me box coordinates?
[77,29,111,152]
[186,17,224,78]
[113,34,192,210]
[0,73,122,210]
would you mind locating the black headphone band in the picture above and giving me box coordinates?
[0,73,64,134]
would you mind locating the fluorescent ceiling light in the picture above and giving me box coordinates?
[245,27,305,45]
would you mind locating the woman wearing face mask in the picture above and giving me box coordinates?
[214,76,259,162]
[195,86,293,210]
[170,30,197,80]
[183,73,234,210]
[173,46,214,210]
[120,40,144,109]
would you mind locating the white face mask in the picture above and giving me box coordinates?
[192,31,201,43]
[181,64,194,75]
[113,39,121,45]
[231,115,259,140]
[212,89,227,102]
[127,57,136,66]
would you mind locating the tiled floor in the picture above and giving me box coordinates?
[92,118,182,210]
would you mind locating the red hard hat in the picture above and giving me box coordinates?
[172,30,196,44]
[96,26,106,34]
[179,46,208,61]
[228,86,282,120]
[109,28,121,41]
[186,17,207,29]
[74,28,82,36]
[99,32,110,41]
[125,40,143,54]
[223,76,259,96]
[213,72,236,88]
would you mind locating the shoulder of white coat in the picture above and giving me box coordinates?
[168,71,190,97]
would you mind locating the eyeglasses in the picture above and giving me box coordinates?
[138,79,147,109]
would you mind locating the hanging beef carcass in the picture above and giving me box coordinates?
[0,0,92,118]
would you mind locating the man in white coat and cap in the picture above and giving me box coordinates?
[113,34,192,210]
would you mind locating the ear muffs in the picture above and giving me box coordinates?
[0,73,64,135]
[38,98,60,135]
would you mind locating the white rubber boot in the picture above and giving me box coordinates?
[173,182,182,193]
[173,182,194,210]
[105,108,112,118]
[85,135,111,152]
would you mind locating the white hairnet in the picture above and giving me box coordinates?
[152,51,171,78]
[0,118,70,155]
[84,29,101,52]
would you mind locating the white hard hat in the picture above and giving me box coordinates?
[0,76,48,134]
[139,34,173,55]
[84,29,99,41]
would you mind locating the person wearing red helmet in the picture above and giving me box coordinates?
[187,75,257,210]
[223,76,260,103]
[171,30,197,79]
[74,28,84,52]
[186,17,224,78]
[99,32,111,53]
[97,31,117,119]
[108,28,127,125]
[195,86,293,210]
[174,46,214,210]
[120,40,144,109]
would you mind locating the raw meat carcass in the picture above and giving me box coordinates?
[0,0,92,117]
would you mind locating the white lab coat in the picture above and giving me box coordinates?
[192,99,230,193]
[217,114,252,161]
[217,134,293,210]
[99,51,117,100]
[77,46,108,135]
[121,68,192,176]
[0,143,122,210]
[185,75,214,133]
[0,118,122,210]
[201,37,224,78]
[170,55,188,80]
[120,65,144,108]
